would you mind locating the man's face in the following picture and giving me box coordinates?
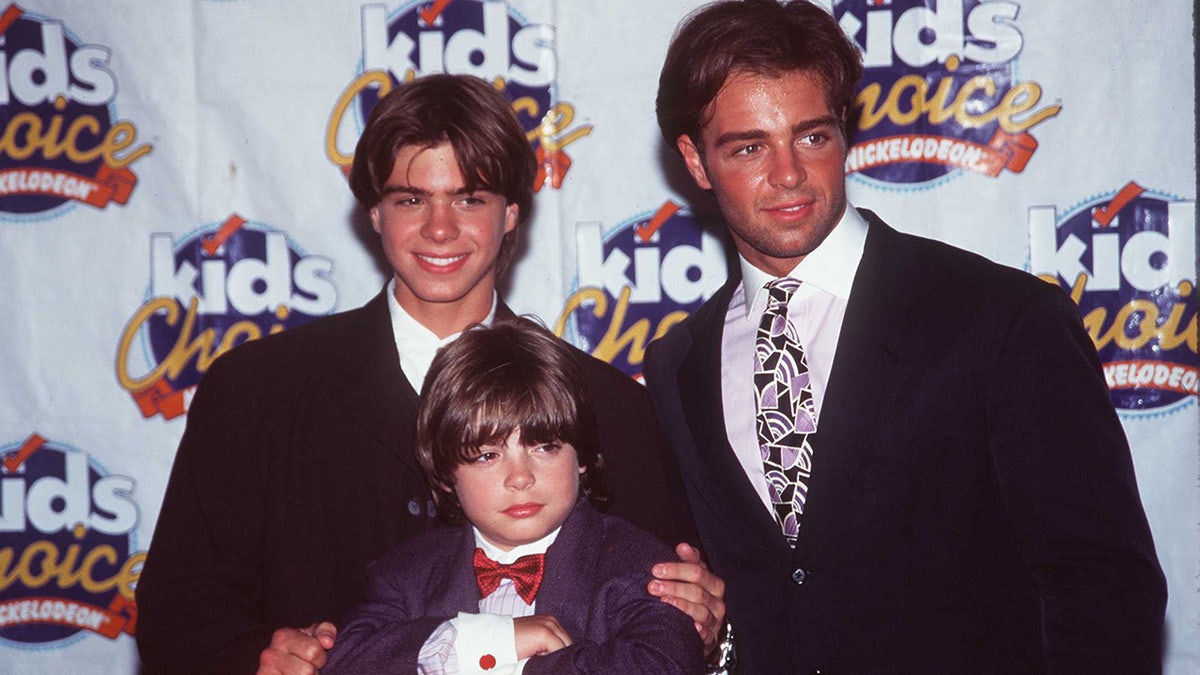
[371,143,517,335]
[453,429,583,551]
[677,69,848,277]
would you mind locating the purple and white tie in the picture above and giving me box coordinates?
[754,278,816,546]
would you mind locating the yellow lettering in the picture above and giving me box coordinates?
[554,287,691,370]
[17,541,58,587]
[101,121,153,169]
[855,71,1058,135]
[0,112,41,160]
[115,552,145,600]
[77,546,120,594]
[1056,273,1196,355]
[883,74,925,126]
[115,297,181,391]
[0,109,151,170]
[325,70,394,169]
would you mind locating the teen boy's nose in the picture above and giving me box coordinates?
[421,202,459,242]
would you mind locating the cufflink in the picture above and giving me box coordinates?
[479,654,497,670]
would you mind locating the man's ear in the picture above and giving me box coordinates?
[676,134,713,190]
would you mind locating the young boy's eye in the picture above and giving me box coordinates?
[470,450,500,463]
[533,442,560,454]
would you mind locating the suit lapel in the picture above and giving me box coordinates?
[676,279,794,563]
[791,212,929,561]
[536,501,596,632]
[426,527,486,615]
[325,289,423,474]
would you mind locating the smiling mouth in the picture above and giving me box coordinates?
[503,503,544,518]
[415,251,465,266]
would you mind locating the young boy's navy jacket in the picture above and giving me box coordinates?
[325,500,705,674]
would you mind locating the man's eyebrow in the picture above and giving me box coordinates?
[711,115,840,148]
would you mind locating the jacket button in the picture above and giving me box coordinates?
[791,567,807,585]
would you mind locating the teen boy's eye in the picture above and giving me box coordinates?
[470,450,500,463]
[532,442,561,454]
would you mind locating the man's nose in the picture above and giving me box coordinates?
[768,147,805,189]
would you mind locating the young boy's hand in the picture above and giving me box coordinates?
[648,543,727,653]
[514,614,573,658]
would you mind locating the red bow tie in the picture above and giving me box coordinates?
[472,548,545,605]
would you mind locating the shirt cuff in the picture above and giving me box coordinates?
[455,612,521,673]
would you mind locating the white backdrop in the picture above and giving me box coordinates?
[0,1,1195,672]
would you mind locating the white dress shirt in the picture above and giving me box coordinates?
[384,278,498,393]
[417,527,563,675]
[720,206,868,514]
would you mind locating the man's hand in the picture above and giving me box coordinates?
[256,621,337,675]
[514,614,573,659]
[648,543,727,654]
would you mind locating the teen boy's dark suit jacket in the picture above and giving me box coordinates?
[643,211,1166,674]
[324,501,705,674]
[136,291,696,674]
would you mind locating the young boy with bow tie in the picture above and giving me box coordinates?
[324,318,704,674]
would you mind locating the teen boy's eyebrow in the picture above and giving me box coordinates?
[711,115,840,149]
[378,184,483,197]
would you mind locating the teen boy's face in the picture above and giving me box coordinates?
[370,142,518,337]
[453,429,583,551]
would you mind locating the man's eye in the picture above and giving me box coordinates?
[733,143,763,156]
[800,132,830,147]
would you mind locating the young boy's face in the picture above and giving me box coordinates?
[453,428,583,551]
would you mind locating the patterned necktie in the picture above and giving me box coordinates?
[754,278,816,547]
[472,548,546,604]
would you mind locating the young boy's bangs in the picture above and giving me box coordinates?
[452,380,582,462]
[415,318,605,522]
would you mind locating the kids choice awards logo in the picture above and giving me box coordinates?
[1029,182,1197,413]
[326,0,590,190]
[554,201,727,378]
[0,5,151,220]
[115,215,337,420]
[0,434,141,646]
[831,0,1060,187]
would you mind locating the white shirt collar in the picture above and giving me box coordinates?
[738,204,869,317]
[384,278,498,391]
[474,524,563,564]
[384,278,499,342]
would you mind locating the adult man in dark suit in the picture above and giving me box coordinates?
[136,74,722,675]
[643,1,1166,673]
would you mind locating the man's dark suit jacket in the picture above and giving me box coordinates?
[136,290,695,674]
[324,500,705,674]
[643,211,1166,674]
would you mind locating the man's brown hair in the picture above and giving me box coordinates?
[415,317,604,522]
[349,74,537,276]
[656,0,863,149]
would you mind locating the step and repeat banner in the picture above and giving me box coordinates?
[0,1,1195,672]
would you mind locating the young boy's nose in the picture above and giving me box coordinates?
[504,456,535,490]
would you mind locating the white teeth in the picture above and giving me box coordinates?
[417,254,466,266]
